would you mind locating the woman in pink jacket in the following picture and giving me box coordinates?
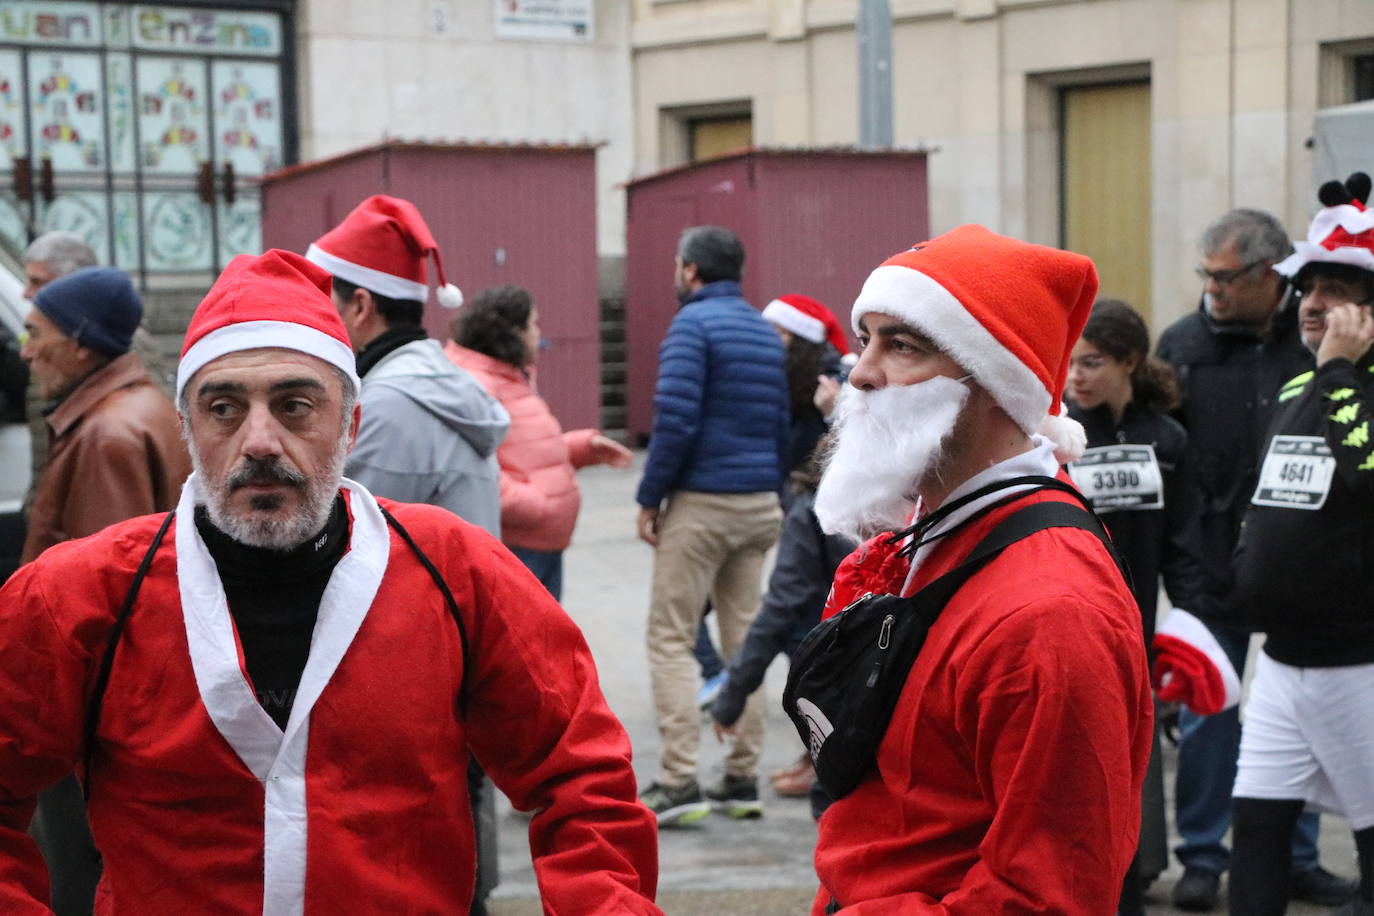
[447,285,632,599]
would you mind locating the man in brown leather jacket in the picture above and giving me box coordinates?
[19,265,188,563]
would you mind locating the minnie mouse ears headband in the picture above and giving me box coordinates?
[1275,170,1374,279]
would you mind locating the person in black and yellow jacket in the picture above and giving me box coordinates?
[1228,172,1374,916]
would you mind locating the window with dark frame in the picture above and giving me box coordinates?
[1355,54,1374,102]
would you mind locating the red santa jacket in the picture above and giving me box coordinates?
[812,486,1152,915]
[0,478,660,915]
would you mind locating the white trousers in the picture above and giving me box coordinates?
[1234,651,1374,830]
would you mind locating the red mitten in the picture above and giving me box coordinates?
[1150,609,1240,716]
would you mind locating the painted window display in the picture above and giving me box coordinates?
[38,190,108,259]
[213,60,280,177]
[0,50,26,171]
[28,51,103,171]
[0,3,288,277]
[137,56,207,174]
[145,190,211,271]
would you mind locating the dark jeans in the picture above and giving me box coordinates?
[508,546,563,602]
[1174,622,1320,874]
[693,613,723,681]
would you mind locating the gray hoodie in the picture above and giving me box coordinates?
[346,339,509,536]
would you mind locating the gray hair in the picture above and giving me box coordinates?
[24,231,97,278]
[1200,209,1293,265]
[677,225,745,284]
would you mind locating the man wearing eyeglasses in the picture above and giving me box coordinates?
[1155,209,1352,911]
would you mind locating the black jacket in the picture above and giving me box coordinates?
[711,489,854,727]
[1232,354,1374,666]
[1068,401,1208,642]
[1155,295,1312,603]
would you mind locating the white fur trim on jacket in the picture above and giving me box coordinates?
[177,475,390,916]
[850,265,1051,434]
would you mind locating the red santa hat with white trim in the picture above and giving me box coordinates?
[1151,609,1242,716]
[305,194,464,309]
[849,224,1097,462]
[177,249,359,401]
[762,293,853,356]
[1274,171,1374,280]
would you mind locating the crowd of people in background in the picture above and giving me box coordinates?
[0,180,1372,915]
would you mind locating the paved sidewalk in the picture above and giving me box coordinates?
[488,459,1359,915]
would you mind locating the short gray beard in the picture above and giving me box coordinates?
[189,431,350,551]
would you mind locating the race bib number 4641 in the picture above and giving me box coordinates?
[1067,444,1164,512]
[1251,435,1336,510]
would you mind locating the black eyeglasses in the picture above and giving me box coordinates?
[1194,260,1267,286]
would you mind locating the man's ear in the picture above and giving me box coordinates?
[350,286,377,323]
[347,401,362,452]
[682,262,699,286]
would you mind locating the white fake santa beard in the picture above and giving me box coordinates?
[814,375,970,543]
[189,431,350,551]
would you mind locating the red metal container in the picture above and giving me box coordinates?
[624,148,929,441]
[260,140,602,430]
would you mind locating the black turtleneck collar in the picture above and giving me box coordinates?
[355,325,428,378]
[195,495,348,584]
[194,495,350,729]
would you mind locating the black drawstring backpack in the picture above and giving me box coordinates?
[783,476,1126,801]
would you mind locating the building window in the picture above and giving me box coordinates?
[1355,55,1374,102]
[0,2,295,286]
[659,101,751,168]
[689,115,752,162]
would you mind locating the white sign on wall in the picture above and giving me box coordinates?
[494,0,592,42]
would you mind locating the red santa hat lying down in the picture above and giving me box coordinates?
[1151,609,1242,717]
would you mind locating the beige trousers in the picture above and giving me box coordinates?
[647,490,782,787]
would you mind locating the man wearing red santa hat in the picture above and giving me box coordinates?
[306,194,508,539]
[0,250,661,915]
[800,225,1152,913]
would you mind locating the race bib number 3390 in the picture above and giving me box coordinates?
[1067,444,1164,512]
[1251,435,1336,510]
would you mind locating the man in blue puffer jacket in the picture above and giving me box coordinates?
[635,225,789,826]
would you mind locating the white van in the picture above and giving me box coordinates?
[0,267,31,578]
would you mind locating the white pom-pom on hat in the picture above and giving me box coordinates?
[1039,405,1086,463]
[437,283,464,309]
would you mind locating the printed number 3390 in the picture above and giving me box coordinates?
[1092,469,1141,490]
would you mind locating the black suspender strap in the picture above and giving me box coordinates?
[82,509,175,800]
[379,506,472,709]
[83,505,472,800]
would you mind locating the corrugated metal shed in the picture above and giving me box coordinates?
[260,140,603,430]
[624,147,929,442]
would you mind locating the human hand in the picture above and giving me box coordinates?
[814,374,840,418]
[1316,303,1374,367]
[590,434,634,468]
[712,718,738,743]
[637,506,660,546]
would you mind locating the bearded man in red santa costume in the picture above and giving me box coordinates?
[0,249,661,915]
[802,225,1153,914]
